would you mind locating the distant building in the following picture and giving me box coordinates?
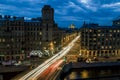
[113,18,120,26]
[69,24,75,29]
[0,5,63,61]
[80,21,120,57]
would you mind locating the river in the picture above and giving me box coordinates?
[61,66,120,80]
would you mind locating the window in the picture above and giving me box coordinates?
[89,29,92,32]
[98,34,100,36]
[101,46,104,49]
[109,34,112,37]
[39,42,41,45]
[105,46,108,49]
[109,46,112,49]
[2,39,5,42]
[114,30,116,32]
[98,30,101,32]
[102,34,104,36]
[39,32,42,35]
[109,30,112,32]
[93,38,96,40]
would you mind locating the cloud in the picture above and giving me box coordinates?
[0,4,17,10]
[9,0,48,4]
[55,1,85,15]
[102,2,120,8]
[67,1,85,12]
[80,0,90,4]
[77,0,98,12]
[0,0,120,27]
[101,2,120,12]
[55,9,68,15]
[56,16,83,22]
[67,2,81,10]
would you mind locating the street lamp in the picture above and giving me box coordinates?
[49,42,54,55]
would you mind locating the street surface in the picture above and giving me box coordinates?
[37,59,63,80]
[19,35,80,80]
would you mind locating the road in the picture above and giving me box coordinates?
[37,59,63,80]
[19,35,80,80]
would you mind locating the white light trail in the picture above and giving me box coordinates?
[19,35,80,80]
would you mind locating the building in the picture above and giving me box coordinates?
[113,18,120,26]
[80,21,120,57]
[0,5,63,61]
[0,15,25,61]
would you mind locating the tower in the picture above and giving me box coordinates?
[41,5,54,23]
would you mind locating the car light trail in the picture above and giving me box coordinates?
[19,35,79,80]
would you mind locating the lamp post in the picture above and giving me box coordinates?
[49,42,54,55]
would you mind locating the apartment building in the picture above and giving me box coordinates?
[0,5,62,61]
[80,20,120,57]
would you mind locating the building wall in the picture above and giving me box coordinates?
[80,23,120,57]
[0,5,64,61]
[0,16,25,61]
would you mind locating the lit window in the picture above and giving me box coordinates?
[98,30,101,32]
[39,32,42,35]
[89,29,92,32]
[93,34,96,36]
[117,22,120,24]
[101,46,104,49]
[109,34,112,36]
[93,38,96,40]
[102,34,104,36]
[105,46,108,49]
[39,42,41,45]
[114,30,116,32]
[98,42,100,45]
[109,30,112,32]
[2,39,5,42]
[43,47,46,50]
[54,41,56,44]
[109,46,112,49]
[7,44,10,47]
[11,38,14,42]
[98,34,100,36]
[117,30,120,32]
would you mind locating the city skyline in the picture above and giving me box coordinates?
[0,0,120,27]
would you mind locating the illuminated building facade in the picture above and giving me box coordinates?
[0,5,62,61]
[80,21,120,57]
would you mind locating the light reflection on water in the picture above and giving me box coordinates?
[65,69,89,80]
[81,70,89,78]
[64,67,120,80]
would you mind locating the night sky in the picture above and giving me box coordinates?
[0,0,120,28]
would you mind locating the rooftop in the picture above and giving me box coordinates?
[82,23,119,29]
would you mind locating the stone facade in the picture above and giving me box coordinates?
[0,5,63,61]
[80,20,120,57]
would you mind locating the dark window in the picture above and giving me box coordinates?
[46,24,48,31]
